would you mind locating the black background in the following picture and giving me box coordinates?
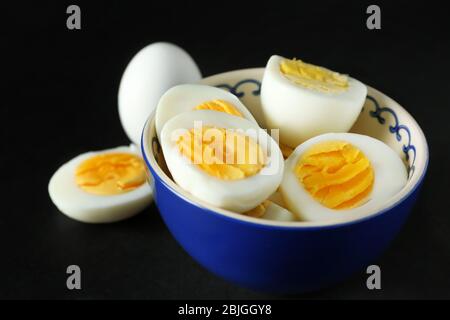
[3,1,449,299]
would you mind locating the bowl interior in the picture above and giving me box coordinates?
[142,68,428,227]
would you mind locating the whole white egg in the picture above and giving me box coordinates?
[118,42,202,145]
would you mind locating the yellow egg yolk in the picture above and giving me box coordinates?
[176,126,265,180]
[245,200,271,218]
[295,141,374,209]
[280,58,349,93]
[193,100,243,117]
[75,153,146,195]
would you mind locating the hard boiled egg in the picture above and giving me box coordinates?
[160,110,284,213]
[261,55,367,148]
[280,133,407,223]
[118,42,202,145]
[48,145,153,223]
[155,84,257,139]
[245,200,296,221]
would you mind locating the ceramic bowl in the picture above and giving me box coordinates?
[141,68,428,293]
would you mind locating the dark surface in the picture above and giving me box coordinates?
[3,1,449,299]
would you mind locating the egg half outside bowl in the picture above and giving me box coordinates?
[141,68,428,293]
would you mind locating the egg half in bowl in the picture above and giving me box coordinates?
[281,133,407,223]
[261,55,367,148]
[159,110,284,213]
[141,68,428,293]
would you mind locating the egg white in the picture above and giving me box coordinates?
[261,201,296,222]
[280,133,408,223]
[48,144,153,223]
[160,110,284,213]
[261,55,368,148]
[118,42,202,145]
[155,84,258,139]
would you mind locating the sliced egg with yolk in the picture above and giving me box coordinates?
[155,84,257,139]
[280,133,407,222]
[48,145,153,223]
[160,110,284,213]
[261,55,367,148]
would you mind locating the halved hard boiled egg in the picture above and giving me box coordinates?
[261,55,367,148]
[155,84,257,139]
[160,110,284,213]
[48,145,153,223]
[280,133,407,222]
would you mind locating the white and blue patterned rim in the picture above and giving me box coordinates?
[216,79,416,179]
[142,74,428,228]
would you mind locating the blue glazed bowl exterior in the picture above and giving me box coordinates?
[141,68,428,293]
[146,158,423,293]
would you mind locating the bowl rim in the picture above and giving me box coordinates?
[141,68,429,229]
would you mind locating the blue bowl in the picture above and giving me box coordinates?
[141,68,429,293]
